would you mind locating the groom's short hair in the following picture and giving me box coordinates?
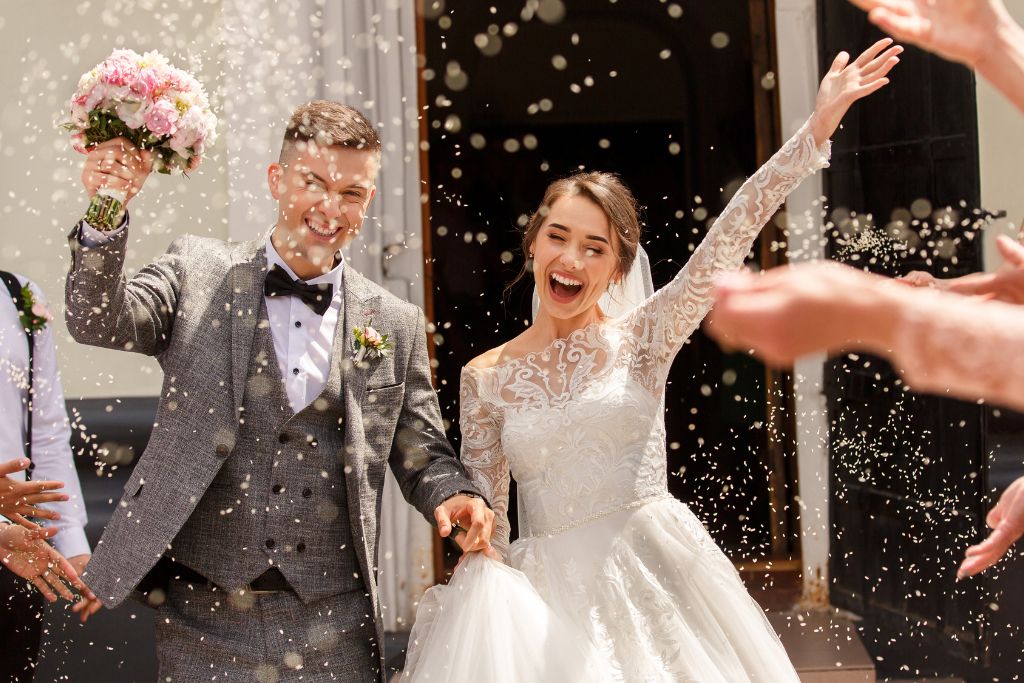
[279,100,381,165]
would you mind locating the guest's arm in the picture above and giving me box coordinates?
[707,261,1024,413]
[849,0,1024,114]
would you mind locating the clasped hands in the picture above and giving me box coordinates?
[1,457,100,621]
[434,494,500,561]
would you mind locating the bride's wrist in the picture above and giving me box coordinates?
[806,111,835,149]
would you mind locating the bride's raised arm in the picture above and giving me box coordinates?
[625,39,902,380]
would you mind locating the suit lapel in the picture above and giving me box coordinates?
[229,241,267,416]
[337,267,383,591]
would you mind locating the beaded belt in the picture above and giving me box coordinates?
[525,493,674,538]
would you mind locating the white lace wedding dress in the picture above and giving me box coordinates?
[403,121,830,682]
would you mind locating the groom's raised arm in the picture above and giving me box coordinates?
[65,137,183,358]
[66,228,186,357]
[389,309,487,522]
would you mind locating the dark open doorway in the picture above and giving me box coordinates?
[420,0,799,576]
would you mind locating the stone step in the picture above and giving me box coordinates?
[768,610,875,683]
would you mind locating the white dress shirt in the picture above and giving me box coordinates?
[264,236,345,411]
[0,275,89,557]
[80,220,345,412]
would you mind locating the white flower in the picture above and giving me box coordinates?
[115,99,150,130]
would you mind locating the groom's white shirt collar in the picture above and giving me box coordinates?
[264,232,345,294]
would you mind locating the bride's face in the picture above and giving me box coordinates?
[531,194,621,320]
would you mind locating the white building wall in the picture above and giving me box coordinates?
[775,0,831,605]
[0,0,229,399]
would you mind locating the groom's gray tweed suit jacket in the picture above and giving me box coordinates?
[65,225,482,655]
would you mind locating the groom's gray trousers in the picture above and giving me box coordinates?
[155,577,378,682]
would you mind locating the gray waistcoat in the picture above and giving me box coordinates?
[170,303,362,602]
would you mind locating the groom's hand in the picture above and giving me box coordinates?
[435,494,495,556]
[82,137,154,207]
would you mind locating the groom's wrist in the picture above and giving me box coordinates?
[80,211,129,247]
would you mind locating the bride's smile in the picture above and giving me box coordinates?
[532,194,622,328]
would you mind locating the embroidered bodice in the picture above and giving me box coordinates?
[461,122,831,558]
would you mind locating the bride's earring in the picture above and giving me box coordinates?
[526,252,535,270]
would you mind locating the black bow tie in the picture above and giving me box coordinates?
[264,264,334,315]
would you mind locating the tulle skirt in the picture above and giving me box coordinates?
[403,498,800,682]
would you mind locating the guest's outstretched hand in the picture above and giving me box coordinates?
[900,270,945,290]
[809,38,903,146]
[902,236,1024,304]
[848,0,1006,68]
[0,457,67,528]
[945,236,1024,304]
[958,476,1024,578]
[0,523,97,604]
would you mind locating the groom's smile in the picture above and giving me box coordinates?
[267,141,378,280]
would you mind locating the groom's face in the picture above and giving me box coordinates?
[268,142,378,279]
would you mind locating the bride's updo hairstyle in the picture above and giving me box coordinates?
[510,171,642,292]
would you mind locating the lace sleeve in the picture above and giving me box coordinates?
[892,293,1024,413]
[624,119,831,384]
[459,367,512,561]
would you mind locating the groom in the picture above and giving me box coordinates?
[65,101,493,681]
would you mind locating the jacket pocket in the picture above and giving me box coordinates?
[362,383,405,456]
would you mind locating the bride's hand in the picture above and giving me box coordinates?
[808,38,903,146]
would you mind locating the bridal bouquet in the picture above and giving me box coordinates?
[63,49,218,228]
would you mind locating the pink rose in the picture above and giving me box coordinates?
[168,106,204,155]
[70,102,89,128]
[144,98,179,137]
[70,133,88,154]
[83,82,110,113]
[131,66,165,98]
[363,326,382,346]
[101,51,139,87]
[31,302,53,322]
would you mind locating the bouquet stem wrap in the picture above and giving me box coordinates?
[83,187,127,231]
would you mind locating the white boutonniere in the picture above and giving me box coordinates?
[352,321,393,362]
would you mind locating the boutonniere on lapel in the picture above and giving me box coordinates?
[18,285,52,334]
[352,321,393,363]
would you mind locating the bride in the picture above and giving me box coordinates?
[404,39,902,682]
